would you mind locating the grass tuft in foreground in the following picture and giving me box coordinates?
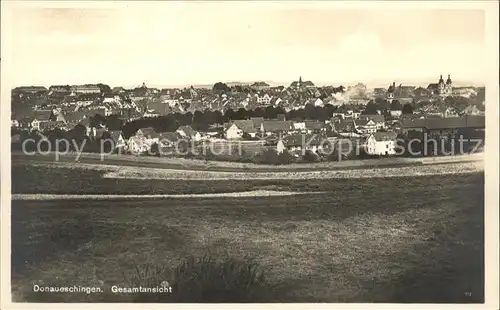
[123,254,272,303]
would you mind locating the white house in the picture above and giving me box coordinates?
[364,131,398,156]
[257,94,272,105]
[314,98,324,107]
[361,115,386,130]
[109,131,127,149]
[293,122,306,131]
[354,119,377,134]
[225,123,243,139]
[276,139,286,154]
[143,109,160,118]
[390,110,402,117]
[334,110,361,120]
[127,136,152,154]
[176,125,202,141]
[127,127,160,154]
[163,99,180,107]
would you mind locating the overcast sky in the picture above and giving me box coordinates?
[5,2,487,88]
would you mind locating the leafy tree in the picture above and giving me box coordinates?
[252,107,265,118]
[264,106,278,119]
[304,103,316,120]
[390,100,402,111]
[192,110,206,130]
[445,96,470,112]
[96,83,111,94]
[277,150,293,165]
[212,110,224,124]
[213,82,230,93]
[375,97,389,112]
[106,114,123,130]
[90,113,107,128]
[402,103,414,114]
[363,100,378,115]
[254,148,293,165]
[302,150,318,162]
[224,109,235,121]
[234,108,248,120]
[150,142,160,156]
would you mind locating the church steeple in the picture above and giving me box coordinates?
[438,75,444,84]
[446,74,452,84]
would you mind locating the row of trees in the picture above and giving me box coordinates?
[119,104,345,138]
[362,99,413,115]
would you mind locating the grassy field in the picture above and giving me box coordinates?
[11,168,484,302]
[12,162,481,194]
[13,152,483,172]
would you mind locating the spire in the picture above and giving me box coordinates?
[439,75,444,84]
[446,74,452,84]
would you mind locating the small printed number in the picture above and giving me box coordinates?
[464,292,472,297]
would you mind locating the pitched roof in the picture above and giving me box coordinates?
[136,127,159,138]
[361,114,385,123]
[112,87,125,93]
[465,115,485,128]
[159,132,180,142]
[13,86,47,93]
[250,117,264,128]
[233,120,256,134]
[354,119,371,127]
[94,128,108,139]
[177,125,197,136]
[371,131,398,141]
[109,131,123,143]
[283,134,324,147]
[62,111,87,123]
[426,117,468,130]
[402,116,485,130]
[262,120,293,132]
[401,118,428,129]
[38,121,66,131]
[333,119,355,132]
[32,110,52,121]
[251,82,270,87]
[304,120,325,130]
[79,118,91,127]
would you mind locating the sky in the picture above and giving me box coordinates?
[4,2,487,89]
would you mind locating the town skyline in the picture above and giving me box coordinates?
[11,74,483,91]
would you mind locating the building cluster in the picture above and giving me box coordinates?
[11,75,485,158]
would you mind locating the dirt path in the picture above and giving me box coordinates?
[11,190,324,201]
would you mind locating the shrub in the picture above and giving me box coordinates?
[254,148,280,165]
[277,150,293,165]
[122,254,272,303]
[326,149,343,162]
[302,150,318,163]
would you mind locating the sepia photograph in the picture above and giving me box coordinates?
[1,0,498,308]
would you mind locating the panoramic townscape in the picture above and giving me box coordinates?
[5,3,491,307]
[11,75,485,161]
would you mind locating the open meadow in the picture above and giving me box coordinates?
[10,159,485,303]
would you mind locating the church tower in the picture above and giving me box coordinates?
[387,82,396,103]
[438,75,445,95]
[445,74,452,96]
